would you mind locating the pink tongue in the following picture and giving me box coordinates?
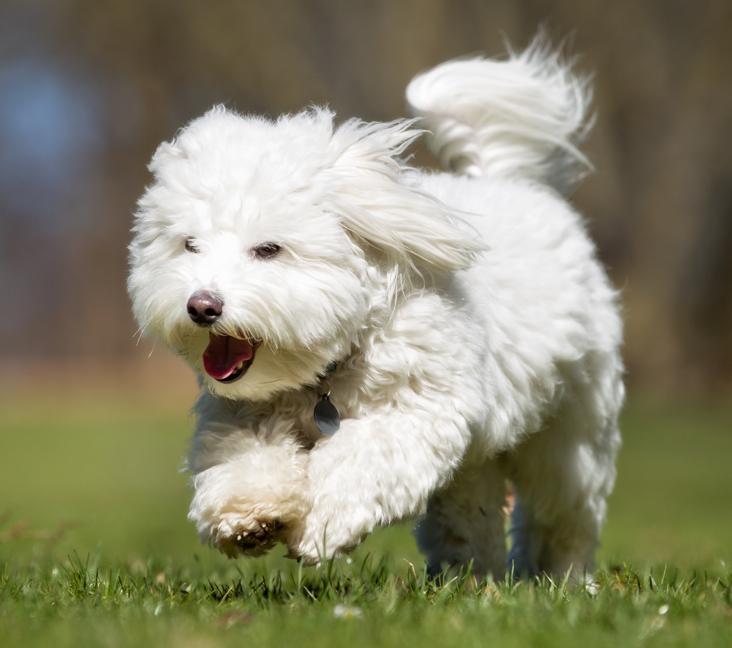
[202,335,254,380]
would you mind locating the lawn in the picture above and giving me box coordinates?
[1,389,730,647]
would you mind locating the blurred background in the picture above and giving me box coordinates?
[1,0,730,569]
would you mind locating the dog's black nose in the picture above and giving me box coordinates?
[187,290,223,326]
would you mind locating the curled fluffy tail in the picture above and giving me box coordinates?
[406,36,593,193]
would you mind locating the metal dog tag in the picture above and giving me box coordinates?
[314,394,340,436]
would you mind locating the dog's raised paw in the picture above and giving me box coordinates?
[212,517,286,558]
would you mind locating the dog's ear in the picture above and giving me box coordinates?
[322,118,483,272]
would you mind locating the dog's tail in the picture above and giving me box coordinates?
[406,35,593,194]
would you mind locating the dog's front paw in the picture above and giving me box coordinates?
[188,447,311,558]
[208,512,286,558]
[288,506,368,564]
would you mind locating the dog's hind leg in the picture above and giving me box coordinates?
[506,462,610,582]
[504,353,623,581]
[505,430,619,581]
[415,458,507,580]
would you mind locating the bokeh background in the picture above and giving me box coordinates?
[1,0,730,570]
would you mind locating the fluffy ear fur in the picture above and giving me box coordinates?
[321,118,483,272]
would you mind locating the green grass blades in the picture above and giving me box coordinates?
[1,396,731,646]
[1,556,730,648]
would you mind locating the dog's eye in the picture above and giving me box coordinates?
[184,237,200,253]
[252,242,281,260]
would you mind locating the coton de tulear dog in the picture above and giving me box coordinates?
[129,39,623,580]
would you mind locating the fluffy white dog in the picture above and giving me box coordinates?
[128,39,623,579]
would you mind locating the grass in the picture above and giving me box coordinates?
[1,390,731,647]
[2,556,730,647]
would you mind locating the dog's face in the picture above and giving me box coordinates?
[129,107,477,400]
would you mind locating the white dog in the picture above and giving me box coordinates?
[128,38,623,579]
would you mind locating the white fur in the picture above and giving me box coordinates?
[406,35,593,194]
[129,37,623,579]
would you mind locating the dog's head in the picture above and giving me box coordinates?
[129,106,479,400]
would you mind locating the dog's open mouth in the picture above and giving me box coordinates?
[202,334,260,383]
